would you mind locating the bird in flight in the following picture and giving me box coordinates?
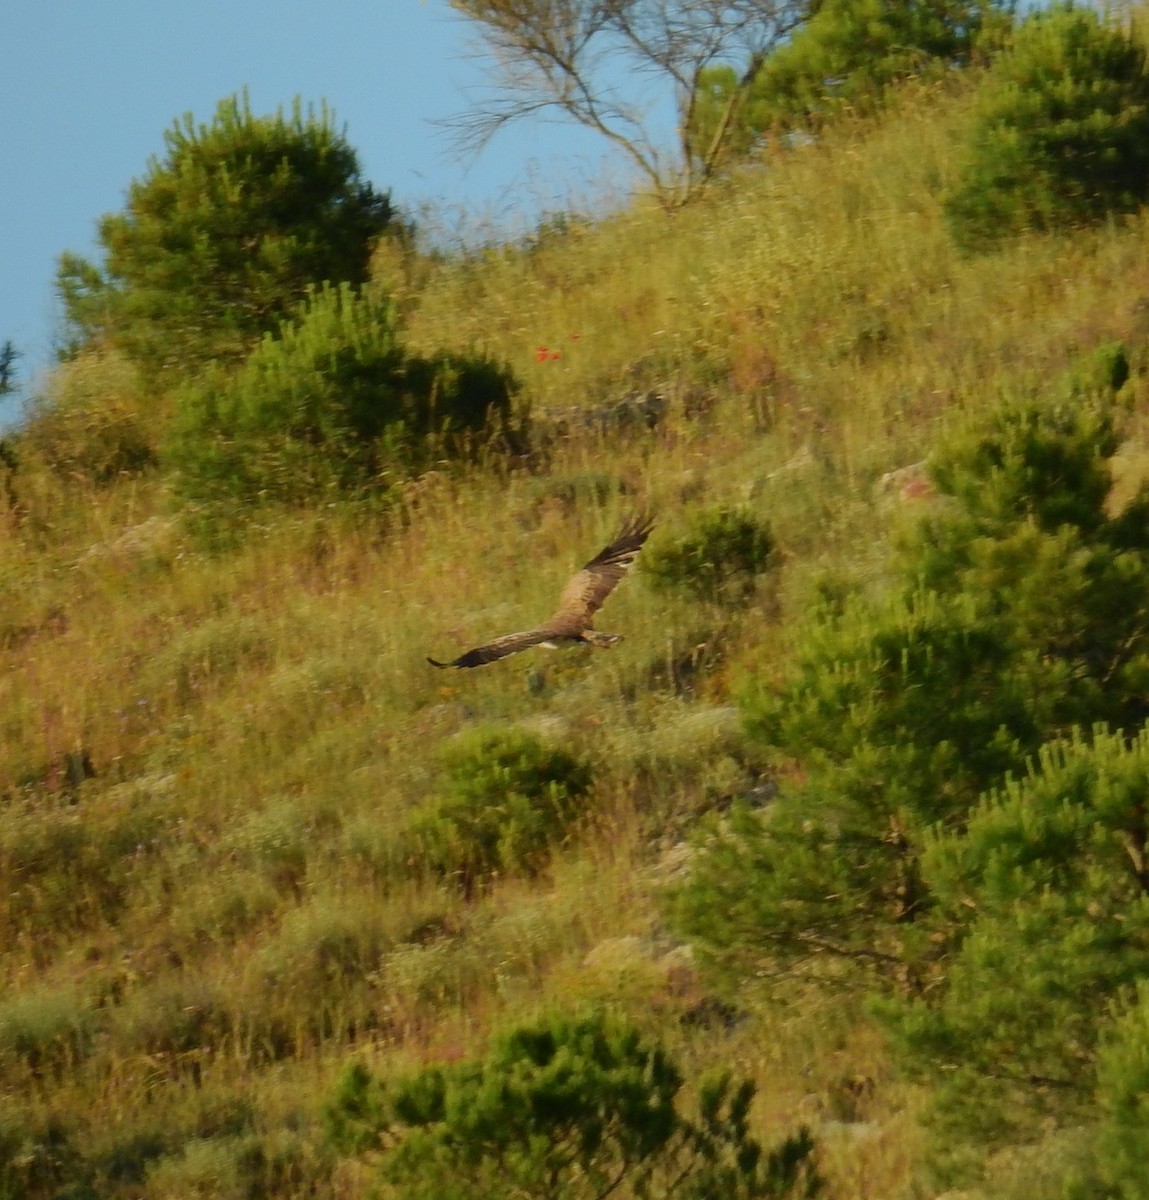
[428,514,654,669]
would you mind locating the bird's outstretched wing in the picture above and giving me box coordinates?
[427,513,654,669]
[547,513,655,634]
[427,629,558,670]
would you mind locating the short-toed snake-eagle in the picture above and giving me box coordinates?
[428,514,654,669]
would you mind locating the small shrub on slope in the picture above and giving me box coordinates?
[643,506,775,606]
[18,348,155,485]
[169,282,517,510]
[326,1011,820,1200]
[405,728,593,896]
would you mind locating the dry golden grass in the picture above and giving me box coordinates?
[5,65,1149,1198]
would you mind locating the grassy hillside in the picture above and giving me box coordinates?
[5,69,1149,1199]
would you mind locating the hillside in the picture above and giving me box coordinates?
[5,64,1149,1199]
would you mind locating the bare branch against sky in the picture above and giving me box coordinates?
[446,1,811,207]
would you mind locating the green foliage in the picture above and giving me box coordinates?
[692,0,1005,153]
[946,4,1149,249]
[2,798,165,948]
[886,728,1149,1164]
[1094,984,1149,1200]
[405,728,593,895]
[141,1130,319,1200]
[0,342,18,398]
[326,1012,819,1200]
[19,48,1149,1198]
[643,506,775,605]
[0,1109,92,1200]
[672,394,1149,985]
[57,93,394,376]
[0,988,95,1080]
[168,283,517,510]
[1061,339,1131,398]
[925,393,1120,533]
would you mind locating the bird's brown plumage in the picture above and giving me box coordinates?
[428,514,654,669]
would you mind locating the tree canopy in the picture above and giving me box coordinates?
[691,0,1006,155]
[57,93,395,378]
[946,3,1149,247]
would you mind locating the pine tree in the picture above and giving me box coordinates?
[672,386,1149,992]
[57,93,395,378]
[946,4,1149,248]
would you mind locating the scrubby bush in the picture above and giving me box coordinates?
[168,283,517,510]
[691,0,1005,153]
[672,393,1149,988]
[946,4,1149,249]
[1060,339,1131,398]
[326,1011,819,1200]
[888,728,1149,1162]
[405,728,592,896]
[643,506,774,605]
[1094,984,1149,1200]
[17,348,155,485]
[2,804,161,947]
[57,93,395,376]
[0,987,95,1079]
[0,1108,92,1200]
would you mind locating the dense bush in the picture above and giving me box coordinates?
[168,283,517,510]
[57,93,395,376]
[672,393,1149,987]
[887,728,1149,1166]
[946,4,1149,249]
[405,728,592,896]
[691,0,1005,153]
[1094,985,1149,1200]
[326,1011,820,1200]
[643,506,774,605]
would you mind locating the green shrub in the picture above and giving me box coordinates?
[643,506,775,605]
[169,283,518,510]
[693,0,1005,151]
[1094,984,1149,1200]
[886,728,1149,1165]
[205,894,398,1061]
[946,5,1149,249]
[1060,340,1131,399]
[326,1011,820,1200]
[0,1109,92,1200]
[0,988,95,1079]
[405,728,593,895]
[924,392,1120,535]
[672,394,1149,988]
[1,803,163,947]
[57,93,395,376]
[114,977,231,1070]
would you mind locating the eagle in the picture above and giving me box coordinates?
[428,514,654,669]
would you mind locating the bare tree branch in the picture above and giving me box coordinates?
[446,0,813,207]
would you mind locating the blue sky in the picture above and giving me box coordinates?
[1,1,668,421]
